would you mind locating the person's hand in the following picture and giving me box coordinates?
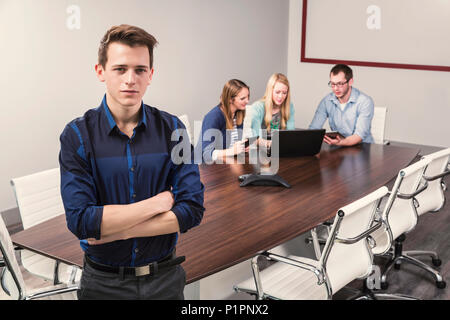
[258,138,272,149]
[86,232,125,245]
[153,190,174,213]
[242,139,251,153]
[87,237,107,245]
[231,140,246,155]
[323,134,342,145]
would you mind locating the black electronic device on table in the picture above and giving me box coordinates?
[271,129,325,157]
[238,173,291,188]
[325,131,345,139]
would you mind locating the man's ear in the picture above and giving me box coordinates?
[348,78,354,87]
[147,67,154,85]
[95,64,105,82]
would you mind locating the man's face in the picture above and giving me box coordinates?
[95,42,153,110]
[329,71,353,100]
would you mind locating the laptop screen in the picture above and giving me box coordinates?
[271,129,325,157]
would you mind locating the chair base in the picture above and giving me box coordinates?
[354,292,418,300]
[379,235,446,289]
[339,281,419,300]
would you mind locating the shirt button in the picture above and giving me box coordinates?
[130,167,135,172]
[132,193,136,198]
[134,248,139,253]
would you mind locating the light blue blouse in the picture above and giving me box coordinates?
[250,100,295,138]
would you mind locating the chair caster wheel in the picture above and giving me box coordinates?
[432,258,442,267]
[380,282,389,290]
[436,281,446,289]
[394,263,401,270]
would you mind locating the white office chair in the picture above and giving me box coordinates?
[178,114,192,144]
[234,187,388,300]
[371,107,389,145]
[0,216,78,300]
[416,147,450,214]
[370,157,446,289]
[376,148,450,289]
[10,168,81,285]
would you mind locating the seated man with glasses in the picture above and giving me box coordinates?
[309,64,374,146]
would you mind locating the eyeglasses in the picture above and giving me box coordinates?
[328,80,349,88]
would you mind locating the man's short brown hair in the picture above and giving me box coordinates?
[98,24,158,68]
[330,64,353,81]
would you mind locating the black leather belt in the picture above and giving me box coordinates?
[84,253,185,277]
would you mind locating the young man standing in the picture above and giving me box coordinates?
[309,64,374,146]
[59,24,204,299]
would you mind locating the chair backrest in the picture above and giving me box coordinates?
[415,147,450,215]
[372,157,431,255]
[371,107,387,144]
[0,216,26,300]
[10,168,64,230]
[319,186,388,295]
[178,114,192,144]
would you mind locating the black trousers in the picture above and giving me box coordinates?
[77,259,186,300]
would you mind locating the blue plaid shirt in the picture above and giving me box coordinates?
[59,95,205,266]
[309,87,374,143]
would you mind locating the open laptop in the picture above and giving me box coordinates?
[271,129,325,157]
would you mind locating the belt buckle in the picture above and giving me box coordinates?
[135,265,150,276]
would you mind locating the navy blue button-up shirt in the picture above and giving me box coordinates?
[59,96,205,267]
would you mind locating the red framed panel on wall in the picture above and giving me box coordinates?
[300,0,450,72]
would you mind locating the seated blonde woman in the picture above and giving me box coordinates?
[250,73,295,147]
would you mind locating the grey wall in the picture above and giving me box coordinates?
[287,0,450,147]
[0,0,289,211]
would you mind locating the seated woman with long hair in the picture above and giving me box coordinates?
[250,73,295,147]
[200,79,250,163]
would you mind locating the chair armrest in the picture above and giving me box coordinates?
[423,169,450,182]
[310,227,323,260]
[25,283,79,300]
[262,252,324,284]
[335,220,382,245]
[250,251,324,300]
[396,182,428,200]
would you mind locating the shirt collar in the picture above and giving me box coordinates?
[329,87,359,106]
[101,95,147,135]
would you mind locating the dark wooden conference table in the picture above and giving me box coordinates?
[11,143,419,284]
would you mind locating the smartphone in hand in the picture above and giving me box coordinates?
[244,136,259,148]
[325,131,344,139]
